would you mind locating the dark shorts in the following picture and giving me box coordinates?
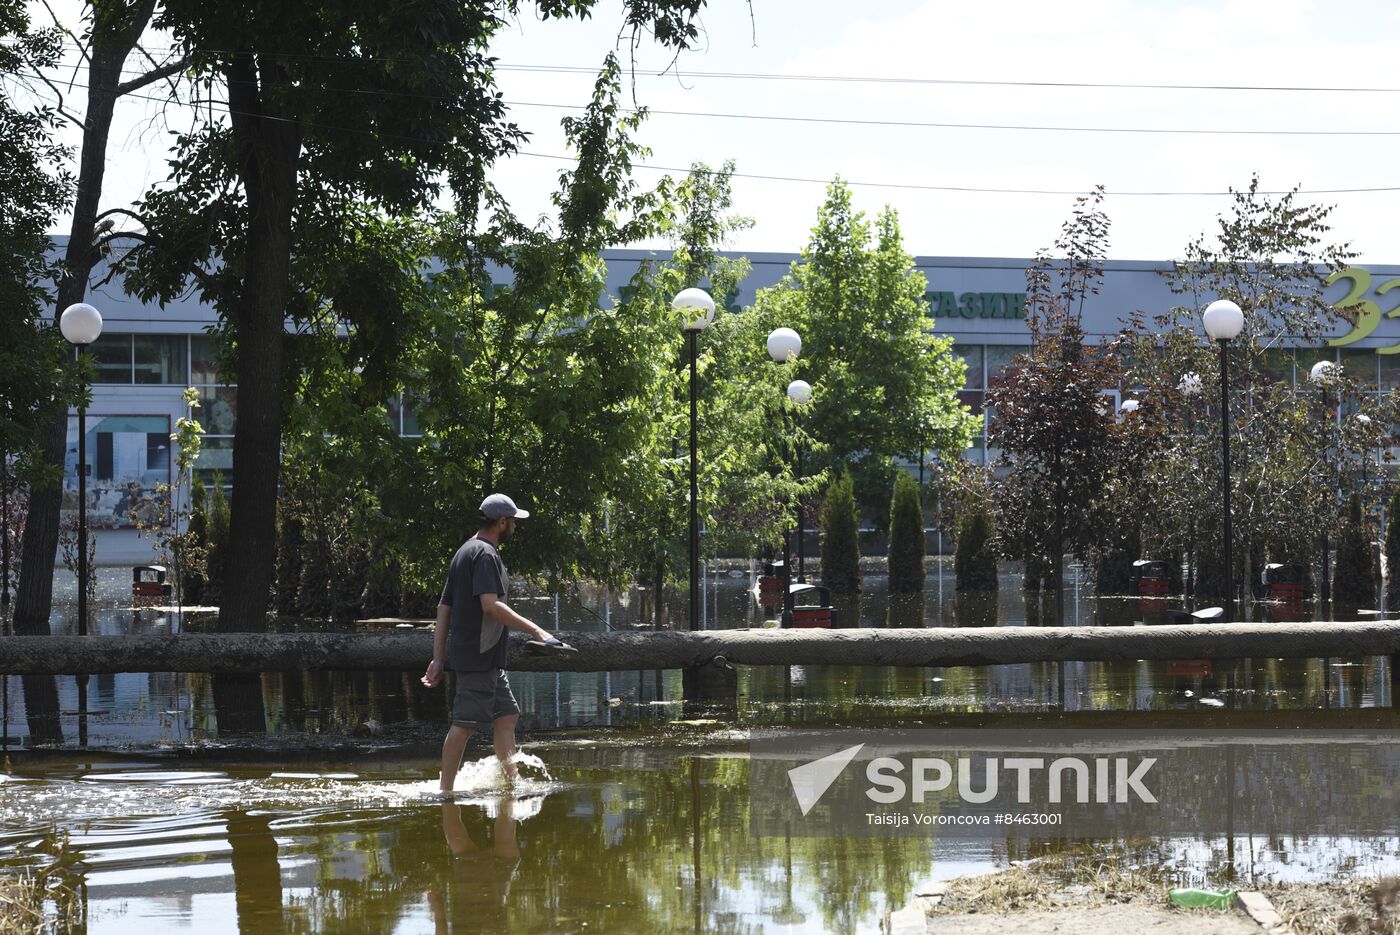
[452,668,520,727]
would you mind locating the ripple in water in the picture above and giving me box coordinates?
[0,752,560,826]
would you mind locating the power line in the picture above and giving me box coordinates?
[11,68,1400,199]
[14,62,1400,139]
[504,98,1400,138]
[494,63,1400,95]
[12,37,1400,95]
[514,149,1400,198]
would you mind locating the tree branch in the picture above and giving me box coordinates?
[19,59,88,129]
[116,55,189,96]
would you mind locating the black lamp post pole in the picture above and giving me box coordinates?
[1320,385,1332,607]
[1219,338,1234,624]
[688,328,700,632]
[795,416,805,583]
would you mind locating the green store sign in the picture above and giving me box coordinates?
[1327,267,1400,351]
[925,289,1028,320]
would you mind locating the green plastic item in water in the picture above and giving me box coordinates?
[1168,888,1237,909]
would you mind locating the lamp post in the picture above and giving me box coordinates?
[60,302,103,636]
[1309,359,1339,607]
[787,379,812,585]
[1179,372,1203,596]
[675,288,715,632]
[1203,299,1244,622]
[766,326,804,627]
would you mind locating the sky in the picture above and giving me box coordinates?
[25,0,1400,262]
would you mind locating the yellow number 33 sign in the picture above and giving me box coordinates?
[1328,267,1400,352]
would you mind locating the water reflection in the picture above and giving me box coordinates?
[0,744,1397,934]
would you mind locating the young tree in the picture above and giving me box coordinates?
[122,4,706,731]
[954,507,998,593]
[887,471,924,593]
[820,472,861,593]
[989,188,1123,622]
[750,180,977,516]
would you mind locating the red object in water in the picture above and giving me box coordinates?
[132,565,171,599]
[792,607,835,628]
[1167,659,1214,676]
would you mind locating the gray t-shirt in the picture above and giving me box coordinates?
[439,536,510,672]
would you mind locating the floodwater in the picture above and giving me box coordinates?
[0,563,1395,932]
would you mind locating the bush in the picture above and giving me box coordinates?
[204,476,231,604]
[1333,493,1378,610]
[179,475,229,607]
[181,477,207,605]
[955,507,998,592]
[820,471,861,593]
[1386,488,1400,609]
[887,471,924,592]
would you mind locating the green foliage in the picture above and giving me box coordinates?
[820,472,861,593]
[0,1,74,486]
[1119,177,1374,610]
[750,180,977,517]
[955,507,998,592]
[204,476,231,604]
[1333,493,1378,611]
[183,478,207,605]
[180,471,230,607]
[887,471,924,593]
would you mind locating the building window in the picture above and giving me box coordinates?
[134,334,189,384]
[190,334,222,384]
[87,333,134,384]
[985,345,1021,388]
[197,386,237,436]
[955,344,984,389]
[1341,348,1377,386]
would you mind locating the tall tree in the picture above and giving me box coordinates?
[9,0,186,742]
[750,180,976,516]
[0,0,73,742]
[988,188,1124,623]
[122,2,704,731]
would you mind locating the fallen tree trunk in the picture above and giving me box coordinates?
[0,622,1397,674]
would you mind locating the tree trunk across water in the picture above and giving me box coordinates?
[0,623,1396,675]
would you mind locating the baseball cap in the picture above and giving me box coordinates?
[480,493,530,520]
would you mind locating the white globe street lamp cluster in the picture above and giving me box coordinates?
[670,286,817,630]
[767,326,812,626]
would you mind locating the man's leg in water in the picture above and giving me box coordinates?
[493,713,519,782]
[440,724,475,792]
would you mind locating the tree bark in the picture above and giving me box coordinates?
[210,52,303,734]
[1,623,1397,674]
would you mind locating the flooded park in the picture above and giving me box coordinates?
[0,563,1395,933]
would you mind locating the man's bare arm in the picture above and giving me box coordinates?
[480,593,551,641]
[421,603,451,687]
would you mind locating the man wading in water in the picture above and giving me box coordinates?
[422,494,574,792]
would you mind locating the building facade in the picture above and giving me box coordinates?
[58,248,1400,562]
